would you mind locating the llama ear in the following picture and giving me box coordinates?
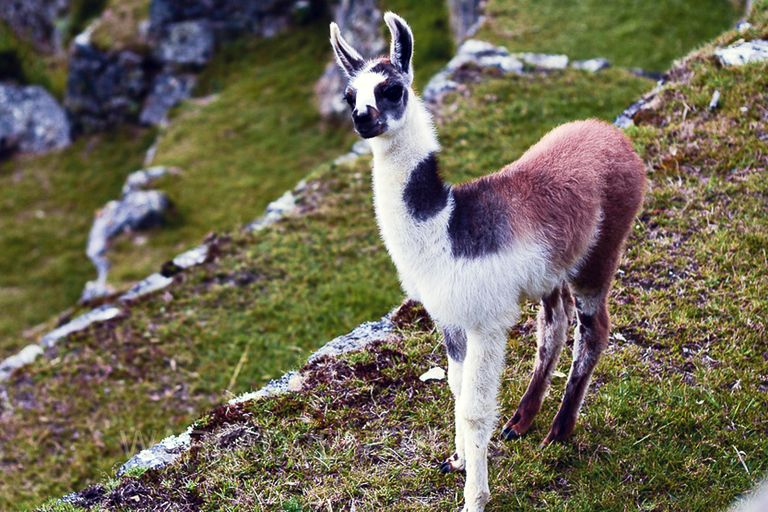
[384,12,414,84]
[330,22,365,78]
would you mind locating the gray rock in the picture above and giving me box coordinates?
[478,54,524,74]
[230,371,299,403]
[422,70,459,103]
[121,166,173,195]
[173,245,209,269]
[708,90,720,110]
[148,0,292,38]
[350,139,371,156]
[245,189,298,231]
[572,58,611,72]
[0,0,69,54]
[453,39,501,61]
[315,0,386,118]
[518,53,569,70]
[155,21,215,66]
[0,345,44,382]
[86,190,170,291]
[308,315,395,363]
[118,428,192,476]
[714,39,768,67]
[119,273,174,302]
[39,305,122,348]
[447,0,483,43]
[139,73,196,125]
[423,40,524,104]
[0,83,71,156]
[65,41,148,131]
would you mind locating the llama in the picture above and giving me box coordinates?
[330,13,646,511]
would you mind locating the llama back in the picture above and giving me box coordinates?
[487,119,646,270]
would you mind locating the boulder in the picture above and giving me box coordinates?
[0,0,69,54]
[139,72,196,125]
[154,20,215,66]
[148,0,297,41]
[65,40,148,131]
[0,82,71,155]
[84,190,170,300]
[315,0,386,118]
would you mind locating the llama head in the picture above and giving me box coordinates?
[330,12,415,139]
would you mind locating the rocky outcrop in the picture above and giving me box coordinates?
[82,167,174,302]
[147,0,299,42]
[315,0,386,118]
[0,0,69,54]
[65,0,308,131]
[0,82,71,155]
[421,39,611,107]
[447,0,483,43]
[139,72,196,126]
[65,41,150,132]
[714,39,768,66]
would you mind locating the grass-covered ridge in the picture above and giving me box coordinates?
[2,0,757,509]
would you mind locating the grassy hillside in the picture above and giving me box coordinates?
[0,0,454,360]
[0,0,755,509]
[41,4,768,508]
[478,0,744,71]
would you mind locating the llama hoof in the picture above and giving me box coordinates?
[439,453,464,473]
[500,424,521,441]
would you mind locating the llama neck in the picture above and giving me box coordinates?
[368,94,442,190]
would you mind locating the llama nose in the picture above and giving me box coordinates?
[353,105,379,124]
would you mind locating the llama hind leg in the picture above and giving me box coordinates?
[543,290,608,445]
[457,328,507,512]
[502,285,572,440]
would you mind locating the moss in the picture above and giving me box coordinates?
[0,21,68,99]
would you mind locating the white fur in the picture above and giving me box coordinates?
[351,71,386,116]
[368,88,556,512]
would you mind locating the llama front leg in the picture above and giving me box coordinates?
[456,328,507,512]
[439,325,467,473]
[502,285,572,440]
[543,292,609,445]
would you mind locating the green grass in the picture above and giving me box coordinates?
[0,22,68,99]
[478,0,744,71]
[0,129,155,356]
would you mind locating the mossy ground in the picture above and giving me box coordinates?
[2,0,761,510]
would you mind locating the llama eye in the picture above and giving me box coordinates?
[383,85,403,102]
[343,91,355,108]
